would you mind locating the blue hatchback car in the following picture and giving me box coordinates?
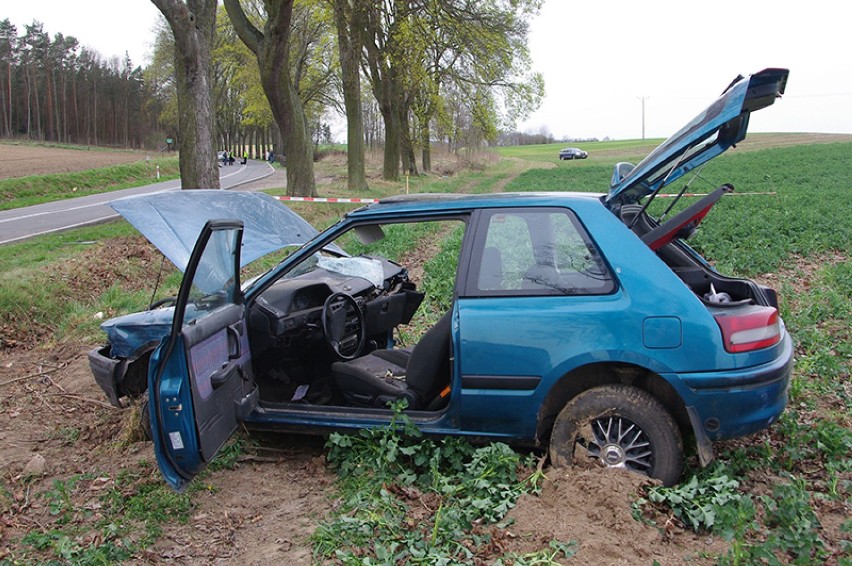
[90,69,791,490]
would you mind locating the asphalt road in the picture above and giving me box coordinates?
[0,159,275,245]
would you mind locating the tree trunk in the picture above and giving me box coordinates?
[152,0,220,190]
[4,63,11,137]
[45,64,54,141]
[421,123,431,174]
[332,0,368,192]
[380,101,401,182]
[224,0,316,197]
[399,105,417,176]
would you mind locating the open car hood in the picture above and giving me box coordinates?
[606,68,788,208]
[110,190,318,272]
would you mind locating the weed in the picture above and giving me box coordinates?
[21,529,134,564]
[316,405,556,563]
[493,540,577,565]
[760,480,826,563]
[101,476,193,544]
[18,471,194,563]
[634,467,744,532]
[41,477,81,525]
[52,426,81,446]
[714,478,829,566]
[206,435,249,471]
[840,520,852,558]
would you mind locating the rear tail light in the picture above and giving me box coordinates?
[714,307,782,353]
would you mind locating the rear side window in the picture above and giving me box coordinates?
[465,208,615,296]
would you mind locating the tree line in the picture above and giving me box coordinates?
[3,0,544,196]
[0,19,164,149]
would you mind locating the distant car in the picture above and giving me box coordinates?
[559,147,588,160]
[89,69,791,491]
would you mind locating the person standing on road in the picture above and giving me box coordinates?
[242,150,248,165]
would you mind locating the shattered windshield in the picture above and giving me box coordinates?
[284,252,384,287]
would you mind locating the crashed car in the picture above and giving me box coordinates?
[90,68,791,491]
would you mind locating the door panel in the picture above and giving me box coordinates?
[149,221,257,491]
[182,305,255,461]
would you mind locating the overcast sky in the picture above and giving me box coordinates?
[6,0,852,141]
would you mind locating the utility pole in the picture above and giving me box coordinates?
[637,96,649,139]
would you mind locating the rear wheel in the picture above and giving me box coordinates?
[549,384,683,485]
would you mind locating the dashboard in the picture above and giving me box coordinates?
[246,254,423,379]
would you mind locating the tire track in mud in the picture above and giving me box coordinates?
[453,156,555,195]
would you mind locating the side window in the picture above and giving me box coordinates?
[183,227,241,325]
[468,208,615,296]
[480,214,534,290]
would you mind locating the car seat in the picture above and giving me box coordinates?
[331,311,452,409]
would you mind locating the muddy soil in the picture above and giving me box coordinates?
[0,347,728,564]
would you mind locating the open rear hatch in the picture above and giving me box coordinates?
[605,68,789,215]
[608,68,788,312]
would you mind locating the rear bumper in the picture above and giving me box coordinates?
[677,333,793,441]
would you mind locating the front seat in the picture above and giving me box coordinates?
[331,311,452,409]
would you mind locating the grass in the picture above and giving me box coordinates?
[1,137,850,563]
[17,468,195,564]
[0,157,181,210]
[495,138,664,163]
[0,222,180,347]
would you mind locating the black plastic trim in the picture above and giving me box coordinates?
[461,375,541,390]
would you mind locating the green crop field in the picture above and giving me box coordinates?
[1,139,850,564]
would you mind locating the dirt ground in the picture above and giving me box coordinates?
[0,142,152,180]
[0,137,848,564]
[0,345,728,565]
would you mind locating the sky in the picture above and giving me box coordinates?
[520,0,852,140]
[5,0,161,69]
[5,0,852,141]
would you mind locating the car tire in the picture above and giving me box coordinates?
[549,384,683,485]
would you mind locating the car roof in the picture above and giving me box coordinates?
[345,191,605,220]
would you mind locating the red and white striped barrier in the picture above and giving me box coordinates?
[275,196,380,204]
[655,192,776,198]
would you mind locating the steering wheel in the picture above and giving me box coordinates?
[321,292,366,360]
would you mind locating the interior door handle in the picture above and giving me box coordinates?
[227,322,242,360]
